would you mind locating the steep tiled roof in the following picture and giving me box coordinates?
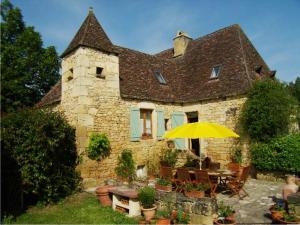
[61,9,116,58]
[39,14,273,107]
[36,80,61,107]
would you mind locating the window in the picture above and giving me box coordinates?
[140,109,152,138]
[255,66,262,74]
[210,65,222,79]
[154,71,167,84]
[96,67,104,78]
[164,119,169,131]
[67,68,73,81]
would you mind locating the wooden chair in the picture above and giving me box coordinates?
[227,163,242,178]
[194,169,218,197]
[174,167,192,192]
[160,166,174,181]
[226,166,250,199]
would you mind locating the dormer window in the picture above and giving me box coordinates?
[210,65,222,79]
[154,71,167,84]
[96,67,104,78]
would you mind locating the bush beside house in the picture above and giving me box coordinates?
[1,109,81,215]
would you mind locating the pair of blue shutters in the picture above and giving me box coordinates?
[130,108,185,149]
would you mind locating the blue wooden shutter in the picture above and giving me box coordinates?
[157,110,165,140]
[171,112,185,149]
[130,107,140,141]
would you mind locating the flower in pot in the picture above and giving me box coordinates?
[160,149,178,167]
[156,210,171,225]
[276,212,300,224]
[173,208,190,225]
[214,201,236,225]
[269,203,285,220]
[138,186,157,221]
[184,183,209,198]
[155,178,172,192]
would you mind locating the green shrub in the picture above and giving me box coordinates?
[138,186,156,209]
[240,79,296,142]
[251,134,300,173]
[87,133,110,160]
[1,109,81,205]
[160,149,178,167]
[115,149,136,182]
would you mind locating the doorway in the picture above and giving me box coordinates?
[186,111,200,156]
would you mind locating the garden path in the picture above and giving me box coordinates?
[217,178,284,224]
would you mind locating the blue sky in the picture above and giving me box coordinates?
[11,0,300,82]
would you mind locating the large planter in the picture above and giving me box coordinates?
[156,218,171,225]
[141,205,157,221]
[155,183,172,192]
[184,190,205,198]
[213,218,236,225]
[269,205,284,220]
[96,185,113,206]
[276,217,300,224]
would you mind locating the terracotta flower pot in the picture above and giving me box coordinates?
[213,219,236,225]
[155,183,172,192]
[269,205,284,220]
[96,185,113,206]
[276,217,300,224]
[156,218,171,225]
[141,205,157,221]
[184,190,205,198]
[226,213,236,223]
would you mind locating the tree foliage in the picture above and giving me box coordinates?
[1,109,81,205]
[1,0,60,113]
[251,134,300,173]
[240,79,296,142]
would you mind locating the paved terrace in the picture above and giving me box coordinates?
[218,178,284,224]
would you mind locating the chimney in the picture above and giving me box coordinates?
[173,31,192,57]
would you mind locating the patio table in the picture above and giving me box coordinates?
[189,169,235,187]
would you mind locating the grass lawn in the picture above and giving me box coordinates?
[3,192,138,224]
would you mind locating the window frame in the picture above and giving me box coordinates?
[140,109,153,139]
[210,65,222,79]
[154,71,167,85]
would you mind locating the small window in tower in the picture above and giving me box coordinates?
[154,71,167,84]
[96,67,104,78]
[67,68,73,81]
[210,65,222,79]
[255,66,262,74]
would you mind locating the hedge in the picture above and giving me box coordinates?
[251,134,300,173]
[1,109,81,208]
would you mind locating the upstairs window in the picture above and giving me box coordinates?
[96,67,104,78]
[140,109,152,139]
[210,65,222,79]
[67,68,73,81]
[154,71,167,84]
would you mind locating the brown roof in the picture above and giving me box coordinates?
[39,14,273,106]
[36,80,61,107]
[61,9,117,58]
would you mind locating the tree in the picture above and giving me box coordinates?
[240,79,296,142]
[1,0,60,113]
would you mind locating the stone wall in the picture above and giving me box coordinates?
[156,191,217,225]
[59,46,249,187]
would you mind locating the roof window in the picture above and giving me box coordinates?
[210,65,222,79]
[154,71,167,84]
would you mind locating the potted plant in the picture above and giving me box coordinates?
[173,208,190,225]
[160,149,178,167]
[214,202,236,225]
[184,183,209,198]
[138,186,157,221]
[115,149,136,184]
[155,178,172,192]
[269,203,285,220]
[156,210,172,225]
[276,212,300,224]
[147,161,159,181]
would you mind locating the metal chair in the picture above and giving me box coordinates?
[226,166,250,199]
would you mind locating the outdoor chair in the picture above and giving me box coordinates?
[194,169,218,197]
[174,167,192,192]
[159,166,174,181]
[227,162,242,178]
[226,166,250,199]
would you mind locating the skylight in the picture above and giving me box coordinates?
[154,71,167,84]
[210,65,222,79]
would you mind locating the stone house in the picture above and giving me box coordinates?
[38,9,275,187]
